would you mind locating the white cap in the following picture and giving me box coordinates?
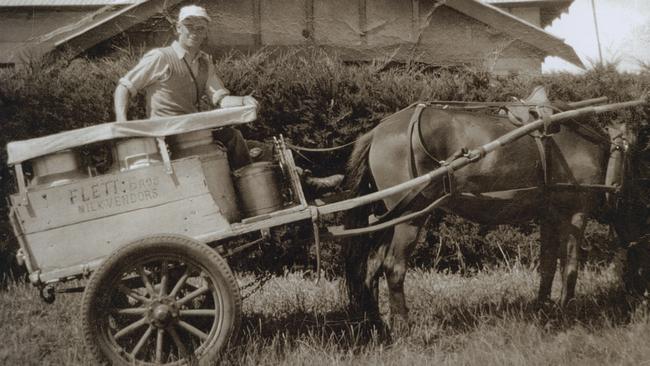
[178,5,211,23]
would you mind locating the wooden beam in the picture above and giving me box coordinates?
[411,0,420,42]
[358,0,367,45]
[253,0,262,48]
[304,0,315,43]
[14,163,27,202]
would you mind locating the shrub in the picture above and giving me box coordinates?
[0,49,648,280]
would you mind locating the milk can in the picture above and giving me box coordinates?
[114,138,162,171]
[169,130,240,223]
[233,162,284,218]
[29,149,87,188]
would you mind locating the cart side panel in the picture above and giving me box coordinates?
[25,193,229,283]
[10,157,232,283]
[11,158,212,234]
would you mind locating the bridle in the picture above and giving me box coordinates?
[606,127,638,222]
[610,132,630,154]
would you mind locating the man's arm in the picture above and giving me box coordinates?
[203,55,258,109]
[114,49,167,121]
[114,84,130,122]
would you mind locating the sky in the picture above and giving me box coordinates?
[542,0,650,73]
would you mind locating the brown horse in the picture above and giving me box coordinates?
[342,91,640,330]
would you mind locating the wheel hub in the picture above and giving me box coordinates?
[147,298,178,328]
[153,304,171,322]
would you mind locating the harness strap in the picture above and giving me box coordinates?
[371,104,432,224]
[528,105,558,188]
[533,136,550,186]
[373,104,453,224]
[181,57,202,112]
[414,107,442,165]
[407,103,429,179]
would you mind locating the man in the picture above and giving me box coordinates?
[114,5,255,169]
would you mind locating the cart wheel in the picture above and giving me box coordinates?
[81,234,241,365]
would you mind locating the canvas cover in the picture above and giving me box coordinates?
[6,105,256,165]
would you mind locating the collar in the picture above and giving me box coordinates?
[171,41,204,62]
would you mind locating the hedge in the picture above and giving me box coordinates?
[0,48,648,281]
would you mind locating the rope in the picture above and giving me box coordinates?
[285,139,358,153]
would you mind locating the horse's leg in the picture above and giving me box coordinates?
[538,216,560,304]
[363,235,388,317]
[382,220,424,334]
[558,212,586,306]
[345,229,390,320]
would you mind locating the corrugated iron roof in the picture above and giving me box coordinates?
[8,0,182,65]
[484,0,573,28]
[7,0,582,69]
[486,0,570,4]
[0,0,138,6]
[449,0,583,67]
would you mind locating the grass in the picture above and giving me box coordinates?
[1,265,648,365]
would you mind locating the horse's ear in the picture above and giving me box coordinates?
[606,119,627,138]
[523,86,550,105]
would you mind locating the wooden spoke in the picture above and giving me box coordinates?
[177,320,209,340]
[169,270,190,298]
[81,237,240,366]
[114,318,147,340]
[130,325,153,358]
[155,328,164,363]
[178,309,217,317]
[117,284,149,304]
[114,308,147,316]
[137,265,156,297]
[167,326,189,358]
[176,286,209,307]
[159,260,169,296]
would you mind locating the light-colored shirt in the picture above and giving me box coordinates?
[119,41,230,115]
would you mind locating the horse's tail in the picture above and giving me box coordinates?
[344,130,374,196]
[342,130,380,316]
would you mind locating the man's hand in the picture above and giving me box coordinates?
[219,95,259,109]
[242,95,259,109]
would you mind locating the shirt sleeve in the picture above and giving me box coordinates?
[204,56,230,105]
[119,49,169,96]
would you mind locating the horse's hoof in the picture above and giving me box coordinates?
[390,316,411,338]
[535,298,555,311]
[560,297,578,310]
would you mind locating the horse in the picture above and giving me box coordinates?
[342,88,641,330]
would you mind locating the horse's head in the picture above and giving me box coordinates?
[605,119,637,190]
[605,118,648,248]
[607,120,637,151]
[606,117,650,295]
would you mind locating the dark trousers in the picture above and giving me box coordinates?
[213,127,251,170]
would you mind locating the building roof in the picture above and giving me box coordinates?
[0,0,138,5]
[452,0,582,67]
[10,0,583,69]
[485,0,573,28]
[11,0,182,64]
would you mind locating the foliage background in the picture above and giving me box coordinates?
[0,49,648,281]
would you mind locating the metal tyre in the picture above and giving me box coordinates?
[81,234,241,365]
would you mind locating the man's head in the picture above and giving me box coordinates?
[176,5,210,51]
